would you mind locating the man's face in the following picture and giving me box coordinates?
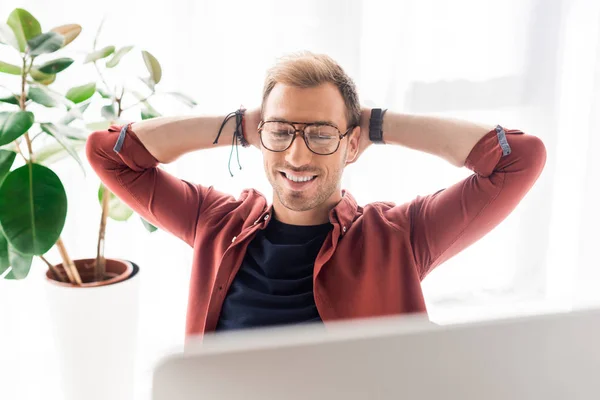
[261,82,358,213]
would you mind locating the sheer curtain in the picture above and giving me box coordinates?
[1,0,599,398]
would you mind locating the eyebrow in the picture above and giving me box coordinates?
[267,117,339,127]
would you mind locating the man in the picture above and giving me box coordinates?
[86,52,546,336]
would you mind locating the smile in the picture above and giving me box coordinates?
[279,171,318,191]
[283,172,316,182]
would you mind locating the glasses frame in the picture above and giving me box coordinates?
[258,120,355,155]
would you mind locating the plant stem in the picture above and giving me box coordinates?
[94,88,121,282]
[93,16,106,51]
[13,143,28,163]
[39,255,67,283]
[116,87,124,117]
[23,132,34,162]
[94,87,125,280]
[30,131,42,142]
[95,184,110,281]
[94,61,112,98]
[19,57,34,162]
[92,19,113,98]
[121,92,154,112]
[19,56,78,284]
[56,237,82,285]
[20,57,26,109]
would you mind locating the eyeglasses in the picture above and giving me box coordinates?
[258,120,354,155]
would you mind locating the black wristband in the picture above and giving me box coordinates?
[369,108,387,144]
[212,108,248,147]
[234,109,249,148]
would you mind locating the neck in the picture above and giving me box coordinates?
[272,190,343,226]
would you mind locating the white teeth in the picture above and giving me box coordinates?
[285,173,315,183]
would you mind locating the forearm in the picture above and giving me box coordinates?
[129,115,233,164]
[378,110,495,167]
[130,109,260,164]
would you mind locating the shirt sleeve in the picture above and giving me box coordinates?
[397,125,547,280]
[85,124,230,247]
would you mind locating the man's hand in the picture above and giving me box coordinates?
[346,107,372,165]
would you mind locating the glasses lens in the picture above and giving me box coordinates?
[260,122,341,154]
[305,125,340,154]
[261,122,294,151]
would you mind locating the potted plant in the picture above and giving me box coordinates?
[0,8,195,400]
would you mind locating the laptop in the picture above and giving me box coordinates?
[152,307,600,399]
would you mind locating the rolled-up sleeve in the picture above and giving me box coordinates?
[406,126,547,279]
[86,124,218,247]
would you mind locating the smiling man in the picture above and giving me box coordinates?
[260,81,359,226]
[86,52,546,336]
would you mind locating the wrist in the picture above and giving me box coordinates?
[245,108,262,148]
[359,108,371,140]
[368,108,387,144]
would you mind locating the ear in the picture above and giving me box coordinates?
[345,126,360,165]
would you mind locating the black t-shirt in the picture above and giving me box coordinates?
[215,218,332,332]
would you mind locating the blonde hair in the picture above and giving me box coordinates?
[261,51,361,128]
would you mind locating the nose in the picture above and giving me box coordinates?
[284,133,314,167]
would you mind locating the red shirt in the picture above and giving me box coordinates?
[86,124,546,336]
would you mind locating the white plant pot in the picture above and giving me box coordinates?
[44,259,141,400]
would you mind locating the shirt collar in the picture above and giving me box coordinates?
[328,190,358,233]
[256,190,358,231]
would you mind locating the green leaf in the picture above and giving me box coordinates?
[0,60,21,75]
[101,104,116,120]
[96,87,111,99]
[0,94,21,105]
[133,91,160,118]
[37,57,74,74]
[98,183,133,221]
[106,45,133,68]
[36,140,85,166]
[65,83,96,104]
[84,46,115,64]
[0,149,17,182]
[0,163,67,255]
[7,9,41,53]
[5,247,33,279]
[28,86,61,108]
[59,102,90,125]
[30,68,56,85]
[139,76,155,92]
[50,24,81,47]
[167,92,197,108]
[41,123,87,141]
[0,111,34,146]
[0,232,9,275]
[141,108,160,120]
[27,32,64,57]
[39,123,86,175]
[142,50,162,85]
[0,23,20,51]
[140,217,158,233]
